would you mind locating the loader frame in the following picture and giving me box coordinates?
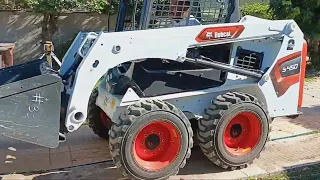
[63,15,306,134]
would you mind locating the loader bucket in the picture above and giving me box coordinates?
[0,59,63,148]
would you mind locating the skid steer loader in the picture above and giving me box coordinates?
[0,0,308,179]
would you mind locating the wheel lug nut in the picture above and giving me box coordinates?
[141,142,144,145]
[144,134,147,137]
[159,147,162,150]
[152,130,155,133]
[144,150,147,153]
[162,140,165,142]
[159,132,162,135]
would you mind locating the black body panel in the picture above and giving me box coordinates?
[107,44,233,97]
[0,59,63,148]
[132,59,224,97]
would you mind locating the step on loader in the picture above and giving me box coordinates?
[0,0,308,179]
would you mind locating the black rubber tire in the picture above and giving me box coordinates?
[109,99,193,180]
[197,91,271,170]
[87,89,110,140]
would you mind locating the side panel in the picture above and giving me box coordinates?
[270,51,302,97]
[259,35,305,117]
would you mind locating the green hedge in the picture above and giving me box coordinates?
[240,3,274,20]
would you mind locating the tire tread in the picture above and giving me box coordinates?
[88,89,109,139]
[110,99,193,180]
[197,91,271,170]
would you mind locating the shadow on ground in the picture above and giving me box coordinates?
[177,147,228,175]
[19,147,226,180]
[286,105,320,131]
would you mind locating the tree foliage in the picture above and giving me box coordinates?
[3,0,118,43]
[23,0,78,13]
[269,0,320,37]
[269,0,320,69]
[0,0,28,10]
[240,2,274,20]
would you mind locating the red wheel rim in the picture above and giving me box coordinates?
[223,112,262,156]
[133,121,181,171]
[100,111,110,127]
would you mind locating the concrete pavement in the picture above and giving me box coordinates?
[0,79,320,179]
[2,133,320,180]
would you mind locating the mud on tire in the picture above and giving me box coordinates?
[87,89,110,140]
[109,100,193,180]
[197,92,271,170]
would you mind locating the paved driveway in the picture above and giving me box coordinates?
[1,79,320,179]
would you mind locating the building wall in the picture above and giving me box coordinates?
[0,0,269,64]
[0,11,117,64]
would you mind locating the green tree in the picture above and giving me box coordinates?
[269,0,320,68]
[240,2,274,20]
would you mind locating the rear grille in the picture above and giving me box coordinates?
[234,47,264,71]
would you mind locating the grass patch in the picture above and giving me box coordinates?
[305,76,315,83]
[252,163,320,180]
[82,120,89,126]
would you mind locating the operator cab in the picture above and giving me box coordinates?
[117,0,240,31]
[105,0,241,97]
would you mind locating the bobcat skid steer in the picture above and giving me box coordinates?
[0,0,308,179]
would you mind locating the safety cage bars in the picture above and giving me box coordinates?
[120,0,234,31]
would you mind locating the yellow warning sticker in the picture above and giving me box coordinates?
[111,98,116,109]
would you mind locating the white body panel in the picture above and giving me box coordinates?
[64,16,305,132]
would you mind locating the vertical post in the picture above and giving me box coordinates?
[1,51,6,68]
[7,46,14,66]
[139,0,153,30]
[115,0,129,32]
[226,0,240,23]
[0,43,15,68]
[44,41,54,67]
[0,54,2,69]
